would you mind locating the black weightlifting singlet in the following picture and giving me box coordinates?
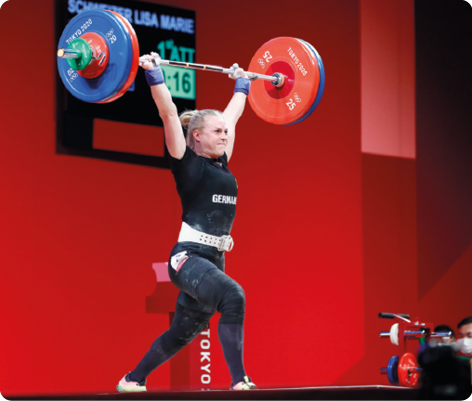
[169,146,238,237]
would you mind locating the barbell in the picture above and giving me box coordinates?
[56,9,325,125]
[378,313,453,347]
[380,323,453,346]
[380,353,421,387]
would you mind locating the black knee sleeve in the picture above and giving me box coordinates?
[218,282,245,325]
[160,304,213,353]
[196,269,246,325]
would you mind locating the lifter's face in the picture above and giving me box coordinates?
[458,323,472,339]
[194,116,228,158]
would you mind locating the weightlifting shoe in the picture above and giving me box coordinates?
[230,376,257,390]
[116,373,147,393]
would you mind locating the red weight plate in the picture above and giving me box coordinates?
[398,353,420,387]
[77,32,109,79]
[98,10,139,103]
[248,37,320,125]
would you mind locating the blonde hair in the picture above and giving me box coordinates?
[179,109,224,150]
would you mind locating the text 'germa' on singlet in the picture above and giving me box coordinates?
[169,146,238,237]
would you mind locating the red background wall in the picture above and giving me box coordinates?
[0,0,471,396]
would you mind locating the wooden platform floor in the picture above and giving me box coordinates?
[7,385,421,400]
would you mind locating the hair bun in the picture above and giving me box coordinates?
[179,110,199,127]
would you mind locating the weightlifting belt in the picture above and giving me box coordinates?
[178,222,234,252]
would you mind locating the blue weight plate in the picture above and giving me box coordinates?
[57,9,133,103]
[288,38,325,125]
[387,355,399,385]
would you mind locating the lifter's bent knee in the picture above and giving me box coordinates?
[219,283,245,325]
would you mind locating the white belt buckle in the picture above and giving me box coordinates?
[218,235,234,252]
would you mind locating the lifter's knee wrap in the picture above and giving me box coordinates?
[218,282,245,325]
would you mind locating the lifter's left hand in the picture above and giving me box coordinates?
[139,52,161,70]
[228,63,248,80]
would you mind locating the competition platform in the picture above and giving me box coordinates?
[9,267,461,400]
[9,385,420,400]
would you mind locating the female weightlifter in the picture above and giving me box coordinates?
[117,52,256,392]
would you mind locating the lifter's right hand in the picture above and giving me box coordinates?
[139,52,161,70]
[228,63,248,80]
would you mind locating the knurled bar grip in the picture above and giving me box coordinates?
[138,56,279,83]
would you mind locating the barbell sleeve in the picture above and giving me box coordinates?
[57,48,82,59]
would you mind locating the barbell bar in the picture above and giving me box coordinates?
[136,57,285,87]
[56,9,325,125]
[380,324,454,346]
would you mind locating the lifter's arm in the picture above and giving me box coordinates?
[223,69,250,162]
[140,53,186,160]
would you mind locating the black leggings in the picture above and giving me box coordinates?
[129,242,247,384]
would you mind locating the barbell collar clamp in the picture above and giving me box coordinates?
[271,72,285,88]
[92,52,107,66]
